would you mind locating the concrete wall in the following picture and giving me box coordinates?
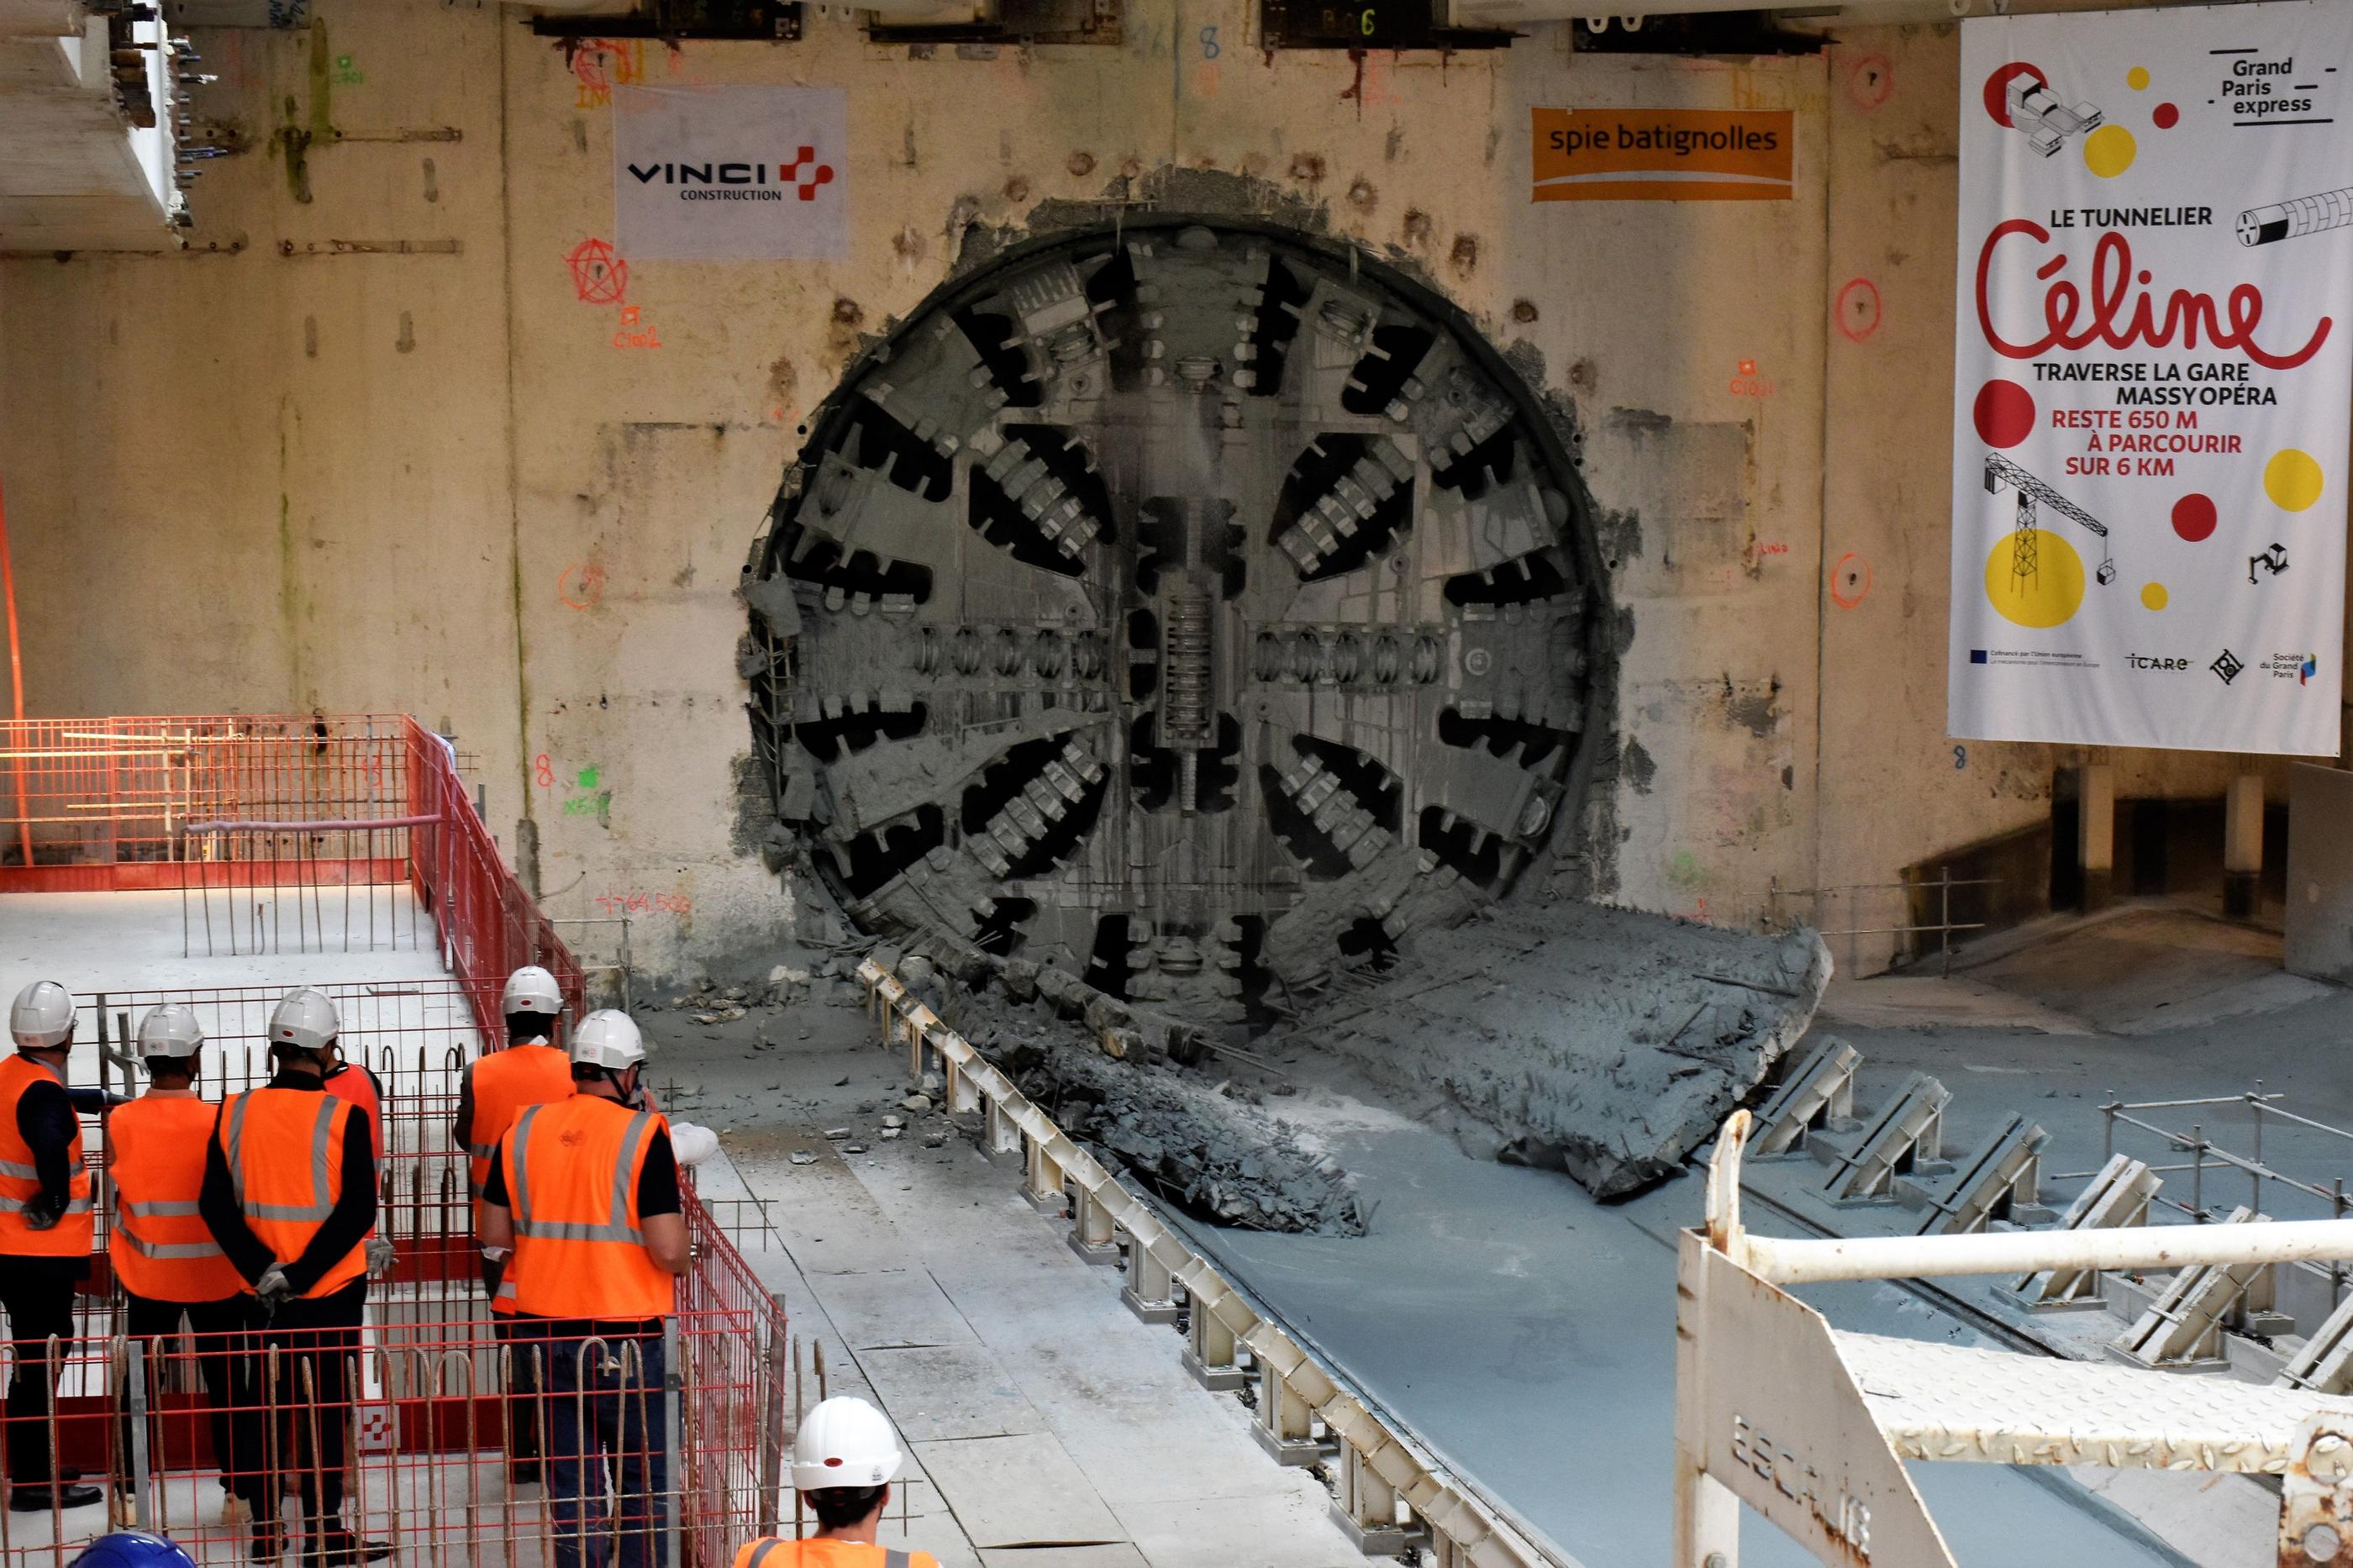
[0,1,2301,981]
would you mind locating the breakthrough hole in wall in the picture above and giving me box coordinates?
[782,535,936,603]
[1437,708,1572,771]
[1246,256,1314,397]
[953,306,1044,409]
[1418,804,1506,891]
[795,703,927,764]
[1444,550,1571,609]
[829,805,946,899]
[1341,323,1436,418]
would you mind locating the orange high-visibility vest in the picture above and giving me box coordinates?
[496,1094,674,1321]
[0,1055,92,1257]
[216,1088,366,1300]
[110,1095,242,1303]
[464,1044,573,1193]
[322,1062,383,1163]
[730,1540,929,1568]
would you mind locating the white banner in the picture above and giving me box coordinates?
[1950,2,2350,755]
[613,85,846,261]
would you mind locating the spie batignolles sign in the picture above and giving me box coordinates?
[613,85,846,261]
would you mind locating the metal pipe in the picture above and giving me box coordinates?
[1739,1214,2353,1286]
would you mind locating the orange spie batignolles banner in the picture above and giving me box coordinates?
[1529,108,1795,202]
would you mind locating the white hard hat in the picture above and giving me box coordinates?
[570,1009,645,1071]
[134,1003,204,1062]
[502,966,563,1018]
[9,981,75,1050]
[267,987,340,1054]
[790,1397,903,1490]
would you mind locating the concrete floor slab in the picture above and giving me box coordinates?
[810,1267,976,1351]
[1103,1493,1360,1568]
[911,1434,1126,1548]
[977,1547,1149,1568]
[858,1342,1044,1443]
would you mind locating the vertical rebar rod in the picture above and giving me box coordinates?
[128,1337,152,1530]
[662,1322,683,1568]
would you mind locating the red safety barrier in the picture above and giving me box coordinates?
[0,714,585,1036]
[0,1192,778,1568]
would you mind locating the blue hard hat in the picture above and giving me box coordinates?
[71,1534,197,1568]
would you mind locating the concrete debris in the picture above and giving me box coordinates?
[824,1127,851,1140]
[922,1133,948,1149]
[901,1093,934,1113]
[1298,901,1830,1198]
[882,1113,907,1129]
[789,1150,819,1166]
[990,1029,1364,1236]
[845,1143,868,1154]
[880,1128,903,1141]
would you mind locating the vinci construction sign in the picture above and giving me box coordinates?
[1530,108,1794,202]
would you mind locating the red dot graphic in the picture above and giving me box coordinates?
[1983,62,2046,128]
[2153,103,2179,129]
[2171,493,2217,542]
[1973,380,2036,448]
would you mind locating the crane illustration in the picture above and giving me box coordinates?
[1984,453,2115,591]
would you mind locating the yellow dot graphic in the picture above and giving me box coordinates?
[2266,449,2324,511]
[2084,124,2137,178]
[2127,66,2150,91]
[1985,529,2087,629]
[2140,581,2168,611]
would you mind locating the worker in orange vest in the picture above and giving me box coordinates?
[197,988,387,1565]
[476,1010,686,1568]
[0,981,106,1514]
[729,1397,937,1568]
[110,1004,252,1522]
[451,966,573,1485]
[308,995,392,1285]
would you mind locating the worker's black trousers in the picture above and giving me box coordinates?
[116,1292,249,1492]
[241,1278,366,1526]
[0,1265,77,1489]
[480,1255,542,1465]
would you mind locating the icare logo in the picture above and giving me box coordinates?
[2302,655,2318,685]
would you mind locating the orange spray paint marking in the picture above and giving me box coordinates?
[558,562,608,610]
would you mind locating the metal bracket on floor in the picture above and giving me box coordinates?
[1915,1114,2050,1235]
[2113,1206,2268,1369]
[1750,1035,1861,1156]
[1068,1184,1119,1265]
[859,955,1564,1568]
[1822,1070,1950,1202]
[1244,1322,1333,1466]
[1119,1227,1182,1323]
[2013,1153,2159,1309]
[2280,1289,2353,1395]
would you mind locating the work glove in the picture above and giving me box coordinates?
[255,1266,294,1311]
[669,1122,719,1169]
[366,1238,397,1279]
[18,1193,61,1232]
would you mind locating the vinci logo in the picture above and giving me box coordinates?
[626,147,835,203]
[1531,108,1794,203]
